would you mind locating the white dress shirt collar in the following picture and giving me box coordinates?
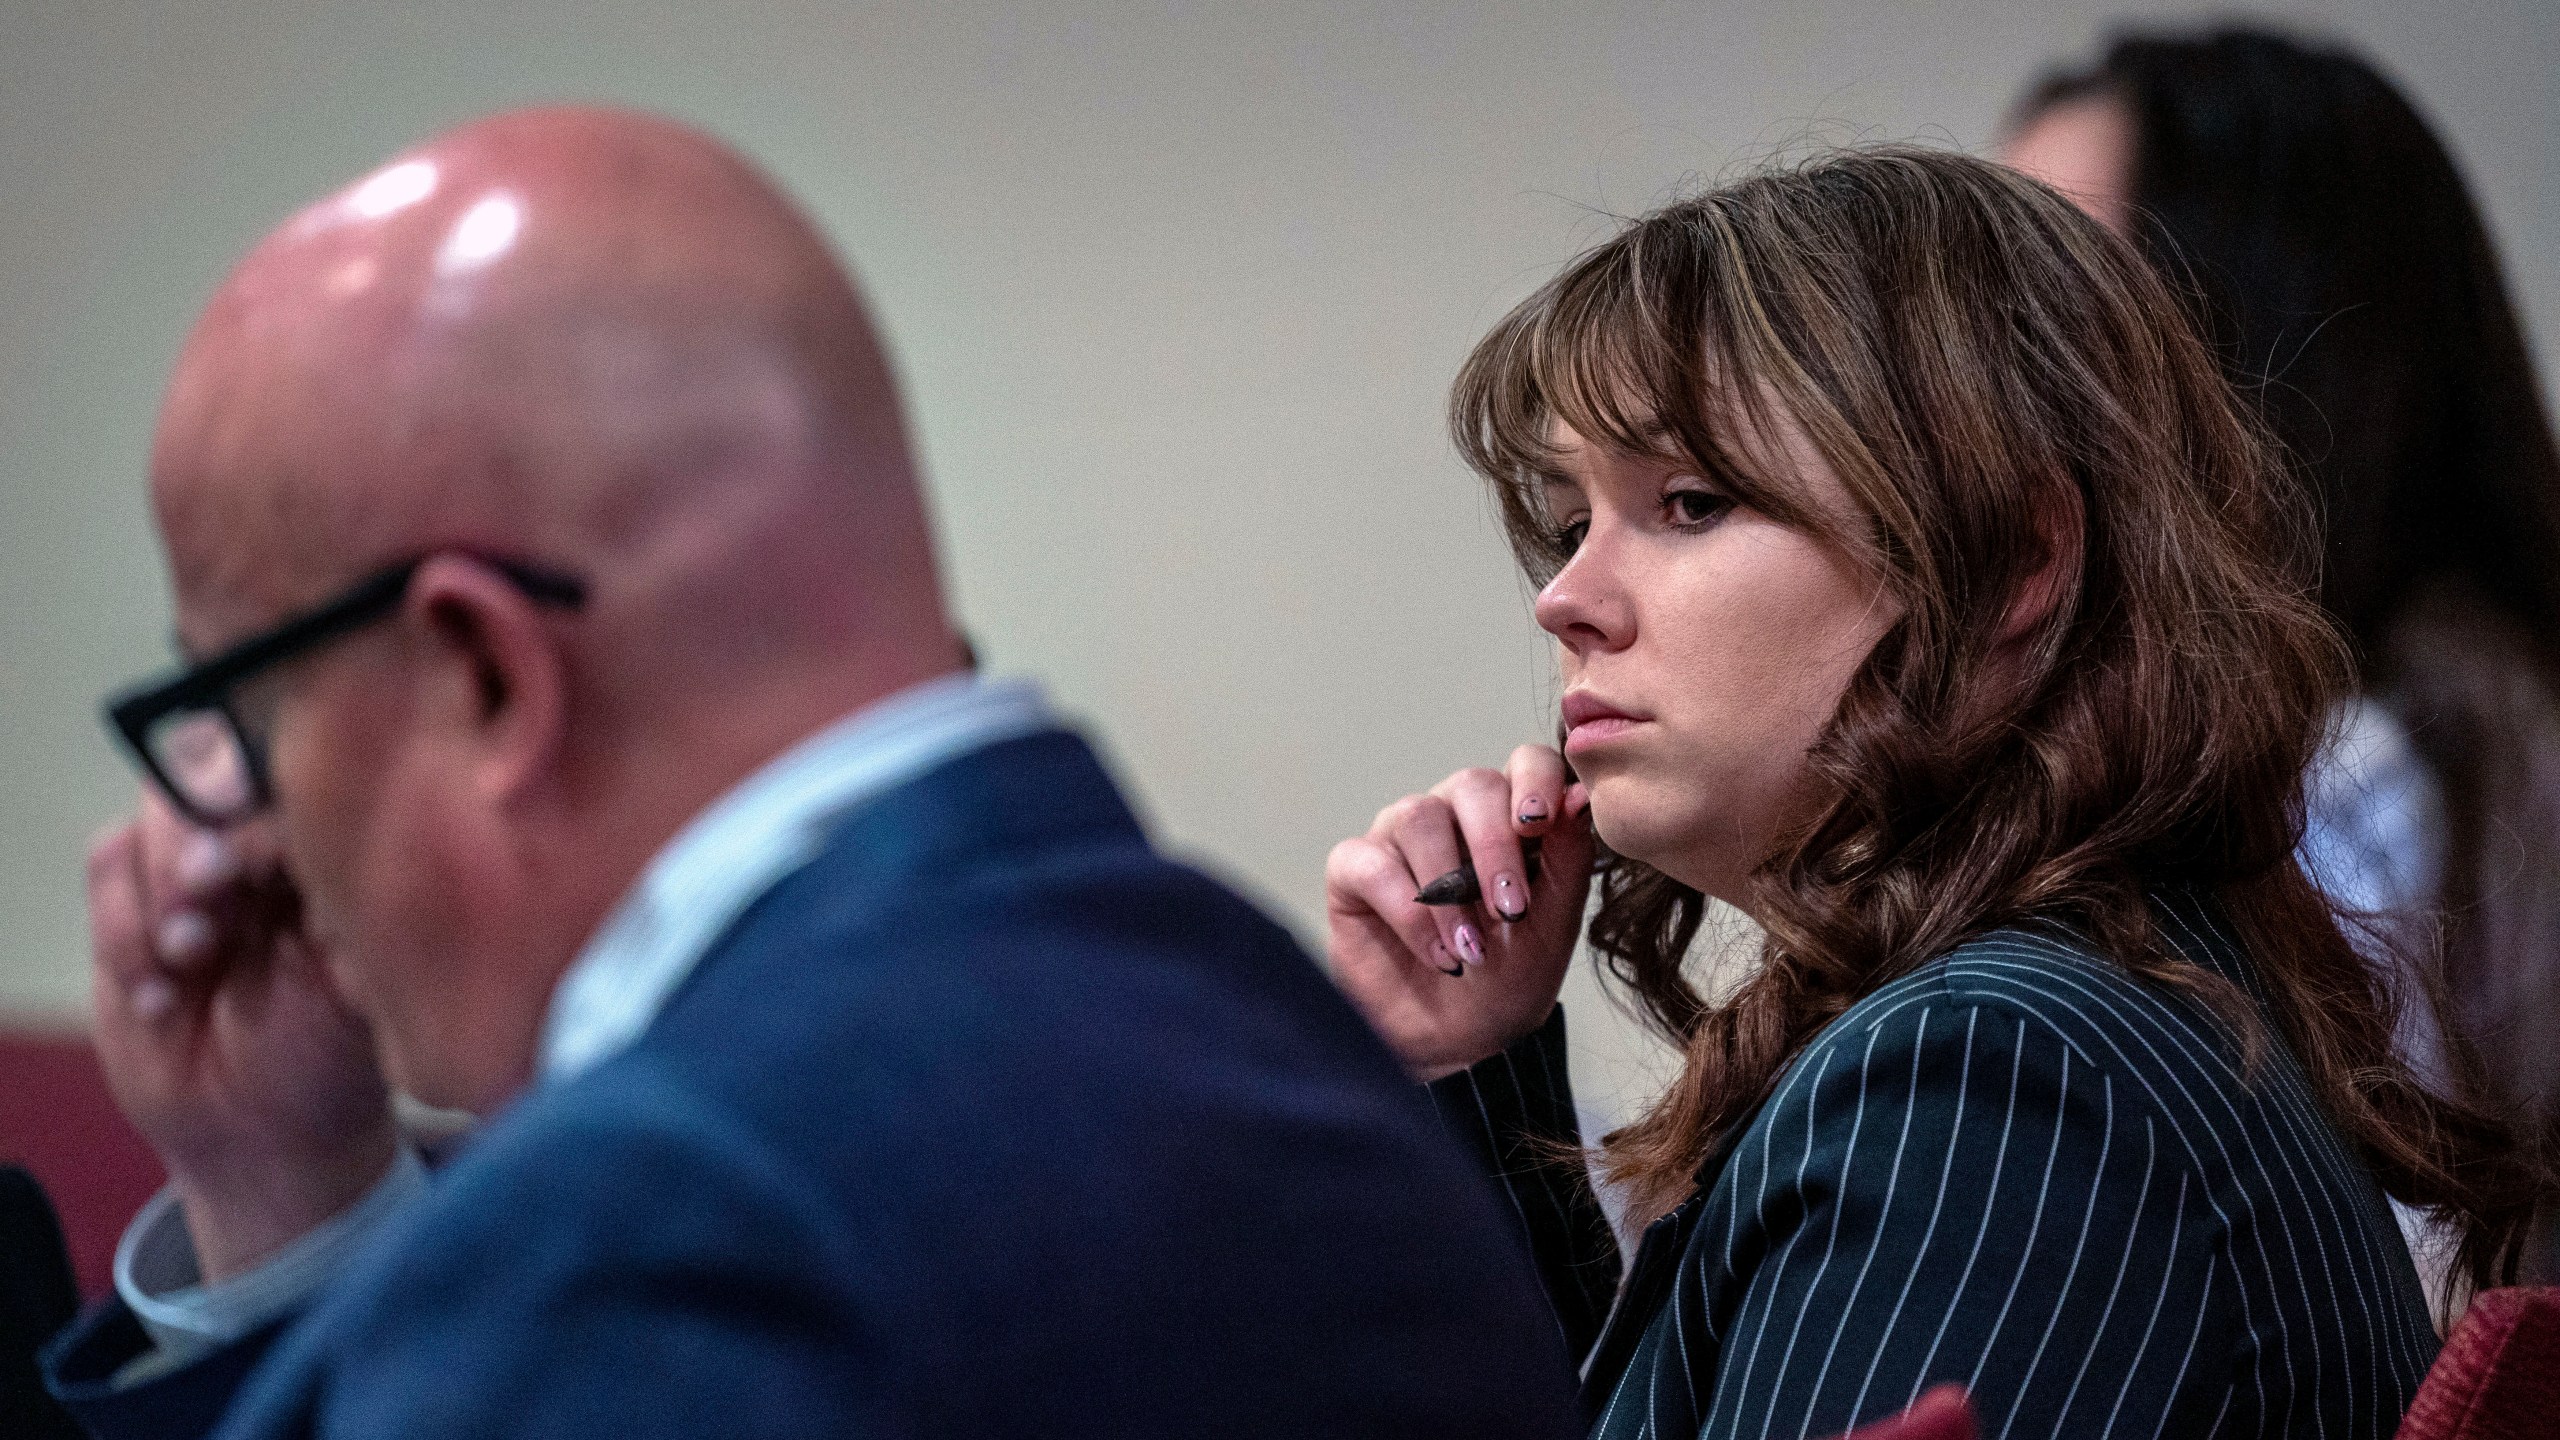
[537,671,1056,1081]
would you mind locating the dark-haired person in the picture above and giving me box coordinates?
[2004,26,2560,1289]
[1325,146,2543,1440]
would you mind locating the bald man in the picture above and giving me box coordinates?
[43,109,1580,1440]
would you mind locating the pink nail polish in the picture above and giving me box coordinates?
[1454,923,1484,966]
[1492,873,1525,920]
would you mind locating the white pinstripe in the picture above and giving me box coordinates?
[1846,1008,1973,1421]
[1518,909,2433,1440]
[1946,946,2312,1428]
[1746,1027,1886,1440]
[1800,1010,1936,1433]
[1993,925,2393,1421]
[2097,1169,2191,1437]
[1709,1049,1845,1439]
[1671,1250,1699,1424]
[2147,1239,2221,1440]
[1962,1038,2074,1399]
[1949,972,2300,1433]
[1949,926,2427,1435]
[2048,1117,2159,1431]
[1987,1073,2115,1440]
[1903,1016,2020,1395]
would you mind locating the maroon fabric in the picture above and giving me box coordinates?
[2396,1287,2560,1440]
[0,1030,163,1298]
[1823,1388,1976,1440]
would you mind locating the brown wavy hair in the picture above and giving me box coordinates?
[1449,145,2545,1291]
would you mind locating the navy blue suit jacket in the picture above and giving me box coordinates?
[49,730,1581,1439]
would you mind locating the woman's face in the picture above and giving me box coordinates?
[1535,411,1899,911]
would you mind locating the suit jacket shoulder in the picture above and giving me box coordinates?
[199,730,1583,1440]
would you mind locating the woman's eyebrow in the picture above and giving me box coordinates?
[1622,419,1701,462]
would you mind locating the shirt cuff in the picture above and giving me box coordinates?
[113,1144,428,1375]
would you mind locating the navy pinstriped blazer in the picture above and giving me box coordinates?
[1433,892,2439,1440]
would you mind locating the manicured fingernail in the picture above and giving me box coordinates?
[1492,873,1526,921]
[1517,798,1548,823]
[1453,923,1484,966]
[130,977,177,1022]
[1433,943,1466,977]
[176,832,238,892]
[156,910,213,964]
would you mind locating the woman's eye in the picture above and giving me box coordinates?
[1666,489,1731,527]
[1552,518,1590,556]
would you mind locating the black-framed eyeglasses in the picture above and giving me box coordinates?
[103,552,588,828]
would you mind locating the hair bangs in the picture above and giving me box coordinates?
[1452,242,1713,578]
[1454,208,1858,588]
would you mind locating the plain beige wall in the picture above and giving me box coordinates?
[4,0,2555,1128]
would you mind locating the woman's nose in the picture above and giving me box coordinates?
[1534,545,1633,655]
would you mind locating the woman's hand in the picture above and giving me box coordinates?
[1326,745,1597,1081]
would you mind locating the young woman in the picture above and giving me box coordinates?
[2005,27,2560,1285]
[1324,147,2542,1440]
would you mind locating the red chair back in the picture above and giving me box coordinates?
[2396,1287,2560,1440]
[0,1029,164,1298]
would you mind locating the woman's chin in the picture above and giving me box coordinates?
[1587,794,1751,896]
[1588,798,1713,891]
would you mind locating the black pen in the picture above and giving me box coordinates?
[1414,839,1543,909]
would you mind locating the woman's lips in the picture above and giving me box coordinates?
[1564,717,1642,754]
[1561,692,1647,755]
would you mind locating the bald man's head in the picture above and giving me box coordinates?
[150,108,964,1109]
[160,107,938,655]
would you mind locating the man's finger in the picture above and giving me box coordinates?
[87,824,155,987]
[134,790,247,974]
[174,828,244,897]
[88,821,190,1030]
[155,909,220,972]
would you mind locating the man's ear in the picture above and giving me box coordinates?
[1996,490,2083,646]
[401,554,571,803]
